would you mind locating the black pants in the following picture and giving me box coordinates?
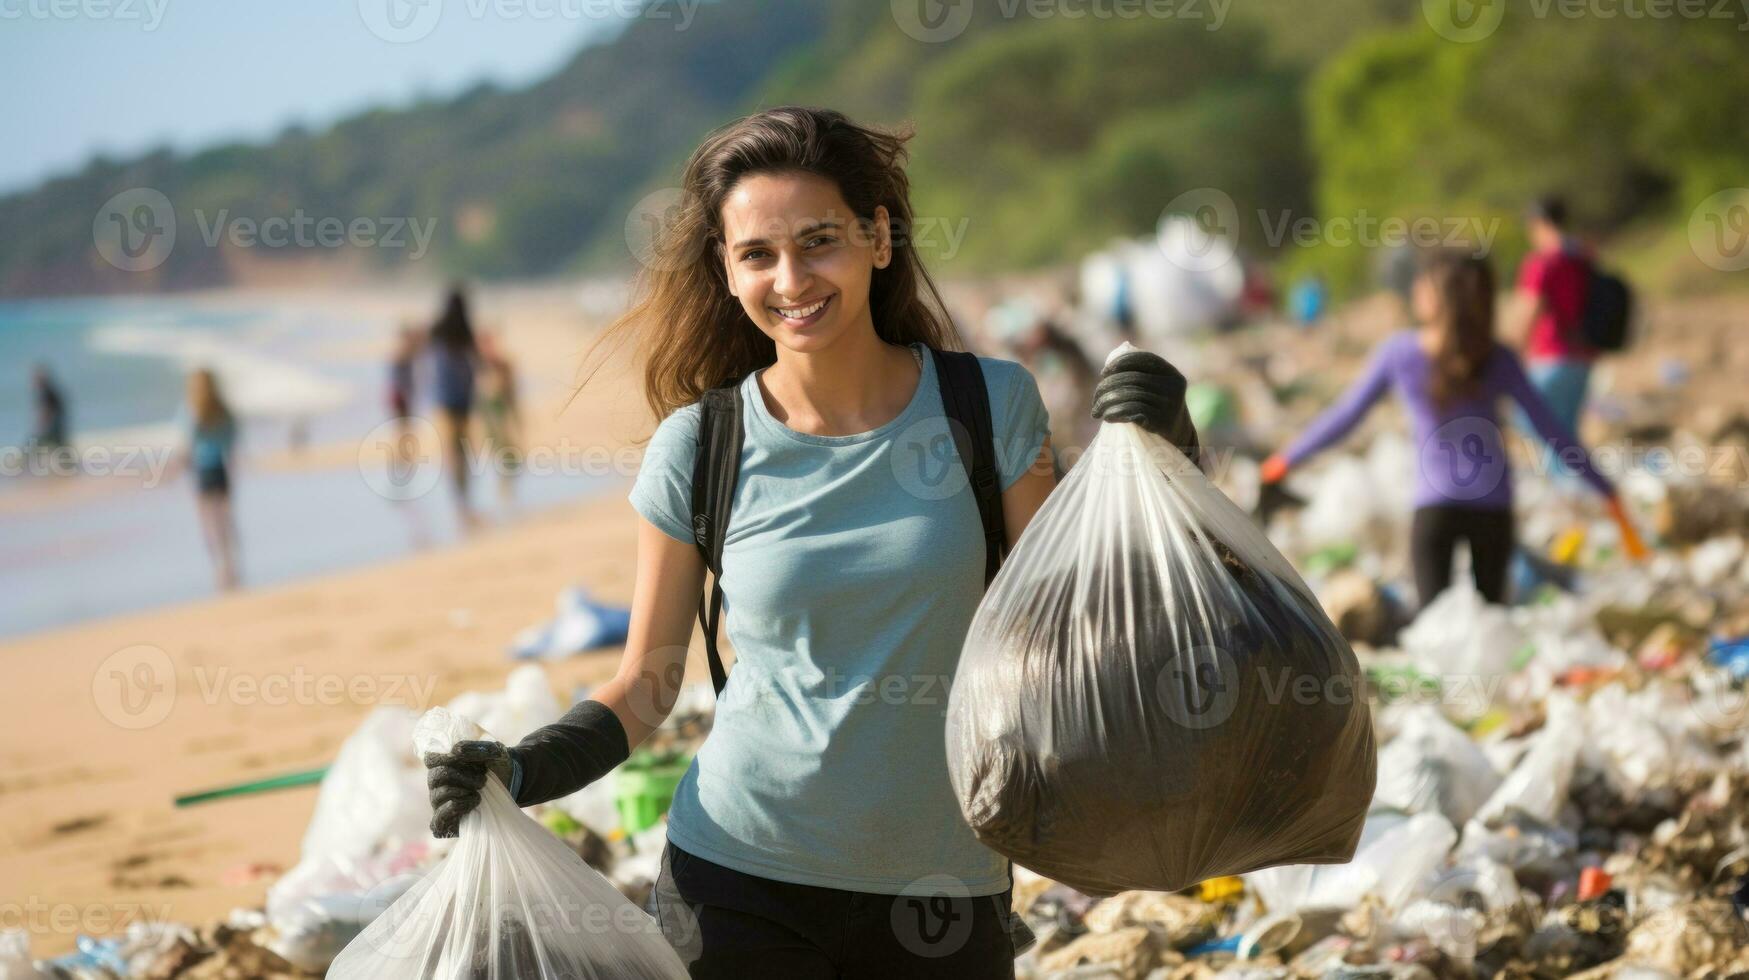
[650,843,1016,979]
[1411,505,1515,607]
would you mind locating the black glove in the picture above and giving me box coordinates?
[423,700,630,839]
[424,740,514,839]
[1090,349,1200,463]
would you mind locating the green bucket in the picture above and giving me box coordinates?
[614,755,690,834]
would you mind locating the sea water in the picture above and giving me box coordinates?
[0,296,612,638]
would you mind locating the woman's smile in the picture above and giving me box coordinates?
[769,292,833,329]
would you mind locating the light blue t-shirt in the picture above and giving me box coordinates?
[628,341,1051,895]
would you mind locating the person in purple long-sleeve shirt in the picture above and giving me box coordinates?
[1261,251,1644,607]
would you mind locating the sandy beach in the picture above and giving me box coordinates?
[0,282,719,958]
[6,281,1746,962]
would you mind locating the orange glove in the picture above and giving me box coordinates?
[1260,454,1290,485]
[1606,496,1649,562]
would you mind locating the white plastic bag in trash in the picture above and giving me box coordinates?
[0,929,53,980]
[1374,706,1501,826]
[327,707,687,979]
[946,344,1376,895]
[1400,581,1525,721]
[447,663,563,747]
[1246,810,1457,915]
[1473,694,1584,826]
[266,706,433,971]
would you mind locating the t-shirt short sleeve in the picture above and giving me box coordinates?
[628,402,702,544]
[983,358,1052,491]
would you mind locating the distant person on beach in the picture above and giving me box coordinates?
[1514,195,1596,435]
[421,106,1198,976]
[28,364,70,471]
[178,368,240,590]
[1261,249,1645,608]
[387,323,423,473]
[475,330,523,507]
[427,286,480,526]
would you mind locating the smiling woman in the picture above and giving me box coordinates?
[426,106,1193,978]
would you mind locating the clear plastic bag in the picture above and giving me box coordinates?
[1473,693,1584,827]
[327,707,688,980]
[946,356,1376,894]
[1374,706,1501,827]
[1245,810,1457,915]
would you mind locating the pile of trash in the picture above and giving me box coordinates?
[1001,381,1749,977]
[14,311,1749,977]
[8,666,716,979]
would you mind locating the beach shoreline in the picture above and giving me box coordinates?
[0,281,658,638]
[0,281,683,959]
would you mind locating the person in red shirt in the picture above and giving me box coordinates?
[1514,196,1596,436]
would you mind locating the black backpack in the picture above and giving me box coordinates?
[1579,263,1634,353]
[688,347,1009,696]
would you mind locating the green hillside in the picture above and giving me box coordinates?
[3,0,1744,297]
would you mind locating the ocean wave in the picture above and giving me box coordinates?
[85,317,352,422]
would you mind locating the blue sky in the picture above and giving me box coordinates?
[0,0,632,194]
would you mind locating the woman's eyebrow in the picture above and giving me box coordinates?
[731,220,844,251]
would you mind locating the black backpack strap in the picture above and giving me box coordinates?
[930,347,1032,939]
[690,381,744,696]
[930,347,1008,587]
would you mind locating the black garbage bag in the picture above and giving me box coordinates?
[946,385,1376,895]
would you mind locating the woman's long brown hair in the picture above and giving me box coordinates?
[574,106,964,431]
[188,368,231,430]
[1420,250,1496,406]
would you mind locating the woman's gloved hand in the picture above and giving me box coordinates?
[1605,496,1650,562]
[425,740,516,839]
[1260,454,1290,485]
[423,699,630,838]
[1090,348,1200,462]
